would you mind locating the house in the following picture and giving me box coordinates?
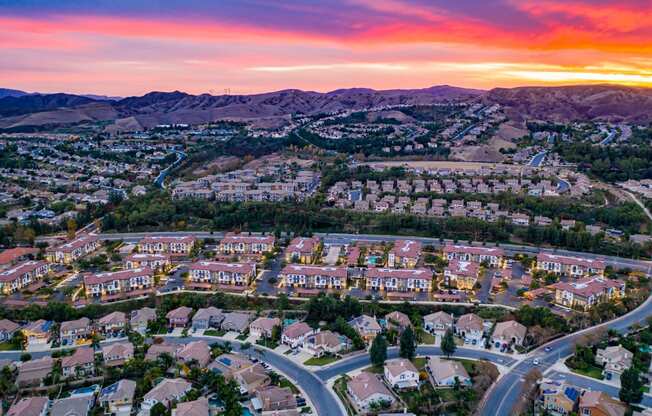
[550,277,625,311]
[21,319,52,349]
[0,260,50,294]
[250,317,281,339]
[17,356,53,387]
[387,240,422,268]
[167,306,193,328]
[384,358,419,389]
[221,312,252,333]
[209,353,270,395]
[596,345,633,381]
[173,397,209,416]
[141,378,192,412]
[443,245,504,267]
[579,391,626,416]
[427,357,472,386]
[130,307,157,334]
[192,307,225,330]
[100,379,137,416]
[218,233,275,255]
[97,311,127,336]
[302,330,350,357]
[365,268,433,293]
[7,396,49,416]
[285,236,320,263]
[349,315,382,343]
[384,311,412,333]
[455,313,484,345]
[281,321,315,349]
[50,395,93,416]
[255,386,297,412]
[423,311,453,336]
[186,261,256,291]
[137,235,196,255]
[83,267,155,302]
[46,234,100,264]
[0,319,19,341]
[146,342,177,362]
[347,372,395,412]
[61,347,95,379]
[536,253,605,278]
[177,340,212,367]
[444,260,480,290]
[59,317,91,346]
[537,379,580,416]
[102,342,134,367]
[124,253,171,271]
[279,265,347,291]
[491,320,527,349]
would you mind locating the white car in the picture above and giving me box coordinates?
[533,359,540,366]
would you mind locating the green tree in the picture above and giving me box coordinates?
[149,402,169,416]
[399,326,416,360]
[619,367,643,404]
[441,329,456,357]
[370,335,388,369]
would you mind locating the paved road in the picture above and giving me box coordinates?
[162,336,342,416]
[479,287,652,416]
[98,231,652,273]
[154,150,187,188]
[528,151,546,167]
[624,190,652,223]
[315,345,518,382]
[600,130,618,146]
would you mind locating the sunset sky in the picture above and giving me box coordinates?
[2,0,652,96]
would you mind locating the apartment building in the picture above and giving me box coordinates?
[387,240,422,268]
[0,260,50,294]
[536,253,605,277]
[284,236,320,263]
[444,260,479,290]
[186,261,256,291]
[83,267,155,301]
[365,268,433,292]
[218,233,275,255]
[550,277,625,311]
[279,265,347,291]
[46,234,100,264]
[137,235,196,255]
[124,253,171,271]
[443,245,505,267]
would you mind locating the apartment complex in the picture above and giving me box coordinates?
[46,234,100,264]
[0,260,50,294]
[137,236,196,255]
[83,267,155,301]
[444,260,479,290]
[284,236,320,263]
[550,277,625,310]
[443,245,504,267]
[218,233,275,255]
[536,253,605,277]
[124,253,171,271]
[365,268,433,292]
[186,261,256,291]
[279,265,347,291]
[387,240,421,268]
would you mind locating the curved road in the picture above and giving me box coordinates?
[479,290,652,415]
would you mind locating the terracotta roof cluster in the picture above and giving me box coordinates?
[538,253,605,269]
[443,244,504,257]
[221,232,275,245]
[366,267,433,280]
[281,264,347,278]
[84,267,152,285]
[390,240,422,259]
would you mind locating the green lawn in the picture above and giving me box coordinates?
[0,342,16,351]
[333,377,356,416]
[362,366,384,374]
[204,329,226,337]
[570,366,604,380]
[304,356,339,366]
[418,330,436,345]
[412,357,427,370]
[280,378,300,394]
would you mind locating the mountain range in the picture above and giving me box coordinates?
[1,84,651,133]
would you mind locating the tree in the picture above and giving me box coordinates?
[67,218,77,240]
[619,367,643,404]
[149,402,169,416]
[399,326,416,360]
[441,329,456,357]
[370,335,388,368]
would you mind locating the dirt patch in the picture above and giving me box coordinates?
[191,156,242,177]
[494,122,528,141]
[362,160,517,170]
[450,145,505,163]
